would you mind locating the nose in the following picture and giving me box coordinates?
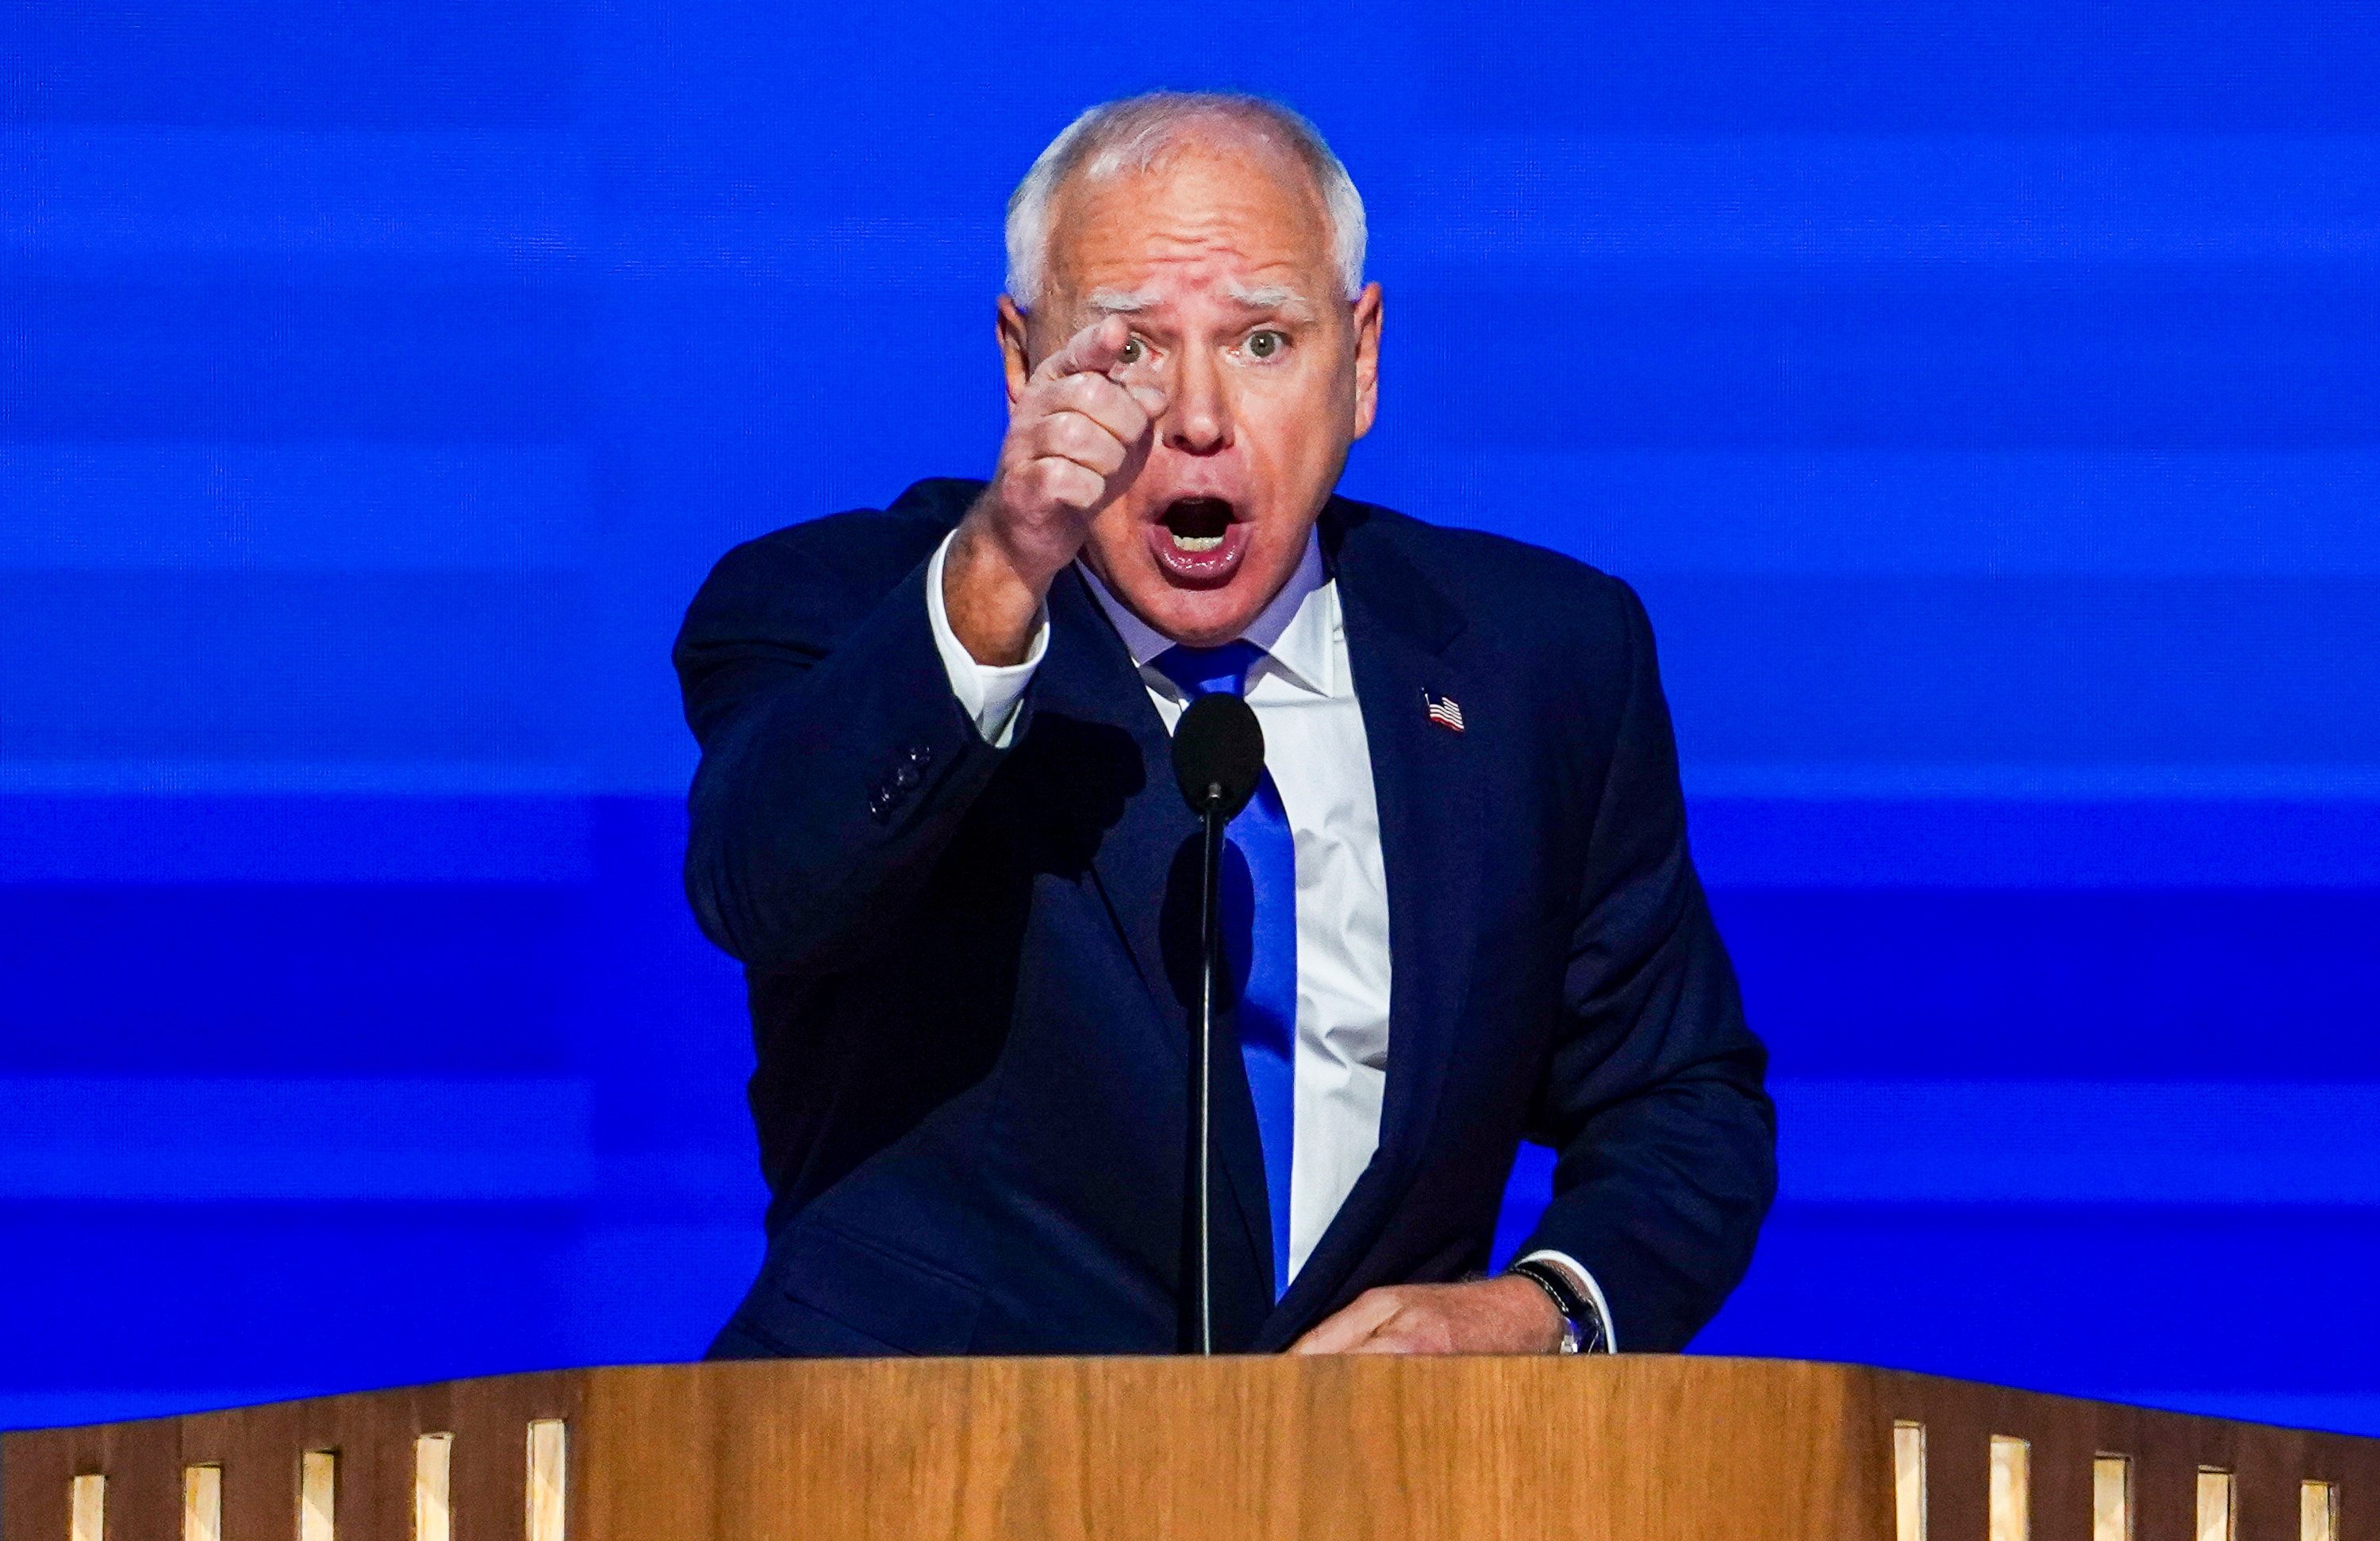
[1161,348,1233,455]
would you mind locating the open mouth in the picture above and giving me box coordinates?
[1161,497,1234,551]
[1148,496,1251,586]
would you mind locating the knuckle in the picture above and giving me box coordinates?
[1050,462,1102,507]
[1023,459,1070,503]
[1107,403,1149,443]
[1105,382,1150,426]
[1050,413,1103,457]
[1027,418,1075,460]
[1069,374,1136,426]
[1077,422,1130,472]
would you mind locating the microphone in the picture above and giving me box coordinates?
[1172,694,1265,821]
[1169,693,1265,1355]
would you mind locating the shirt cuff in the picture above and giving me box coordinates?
[1516,1248,1618,1353]
[925,528,1047,748]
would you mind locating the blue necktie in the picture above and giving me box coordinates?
[1152,641,1299,1301]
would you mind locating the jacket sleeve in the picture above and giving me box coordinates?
[1516,577,1778,1351]
[673,525,1023,976]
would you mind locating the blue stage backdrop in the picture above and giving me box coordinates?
[4,1,2378,1434]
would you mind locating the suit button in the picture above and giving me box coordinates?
[867,787,894,822]
[893,762,922,791]
[906,744,935,768]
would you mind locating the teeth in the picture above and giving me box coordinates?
[1169,532,1225,552]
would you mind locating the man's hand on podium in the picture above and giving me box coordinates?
[1287,1275,1567,1355]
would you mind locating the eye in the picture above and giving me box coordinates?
[1245,329,1288,359]
[1119,336,1146,365]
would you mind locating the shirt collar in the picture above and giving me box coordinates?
[1077,526,1335,698]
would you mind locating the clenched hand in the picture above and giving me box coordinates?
[944,316,1167,665]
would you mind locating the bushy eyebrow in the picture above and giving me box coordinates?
[1222,280,1316,319]
[1082,281,1317,320]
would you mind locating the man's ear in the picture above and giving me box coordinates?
[1349,282,1383,440]
[996,295,1033,408]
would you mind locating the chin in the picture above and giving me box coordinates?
[1135,588,1267,648]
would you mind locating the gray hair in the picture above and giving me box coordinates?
[1004,91,1367,311]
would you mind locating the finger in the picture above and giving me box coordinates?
[1033,314,1130,383]
[1023,457,1107,513]
[1031,411,1128,478]
[1288,1289,1404,1355]
[1044,371,1154,445]
[1344,1306,1456,1355]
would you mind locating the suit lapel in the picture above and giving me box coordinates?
[1031,569,1190,1033]
[1029,567,1276,1334]
[1261,503,1484,1345]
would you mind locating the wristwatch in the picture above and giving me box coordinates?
[1507,1258,1609,1355]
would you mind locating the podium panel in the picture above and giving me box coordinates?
[6,1358,2375,1541]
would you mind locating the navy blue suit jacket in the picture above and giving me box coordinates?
[675,478,1774,1356]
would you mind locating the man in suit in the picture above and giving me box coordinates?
[676,91,1774,1358]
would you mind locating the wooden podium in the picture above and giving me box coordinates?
[6,1358,2375,1541]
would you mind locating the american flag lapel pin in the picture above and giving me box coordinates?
[1422,688,1466,734]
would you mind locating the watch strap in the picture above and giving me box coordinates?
[1508,1257,1609,1355]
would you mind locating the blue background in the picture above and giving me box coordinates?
[3,0,2377,1435]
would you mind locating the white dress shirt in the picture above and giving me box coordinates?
[923,529,1614,1343]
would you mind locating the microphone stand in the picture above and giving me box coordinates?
[1170,688,1261,1359]
[1192,780,1224,1356]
